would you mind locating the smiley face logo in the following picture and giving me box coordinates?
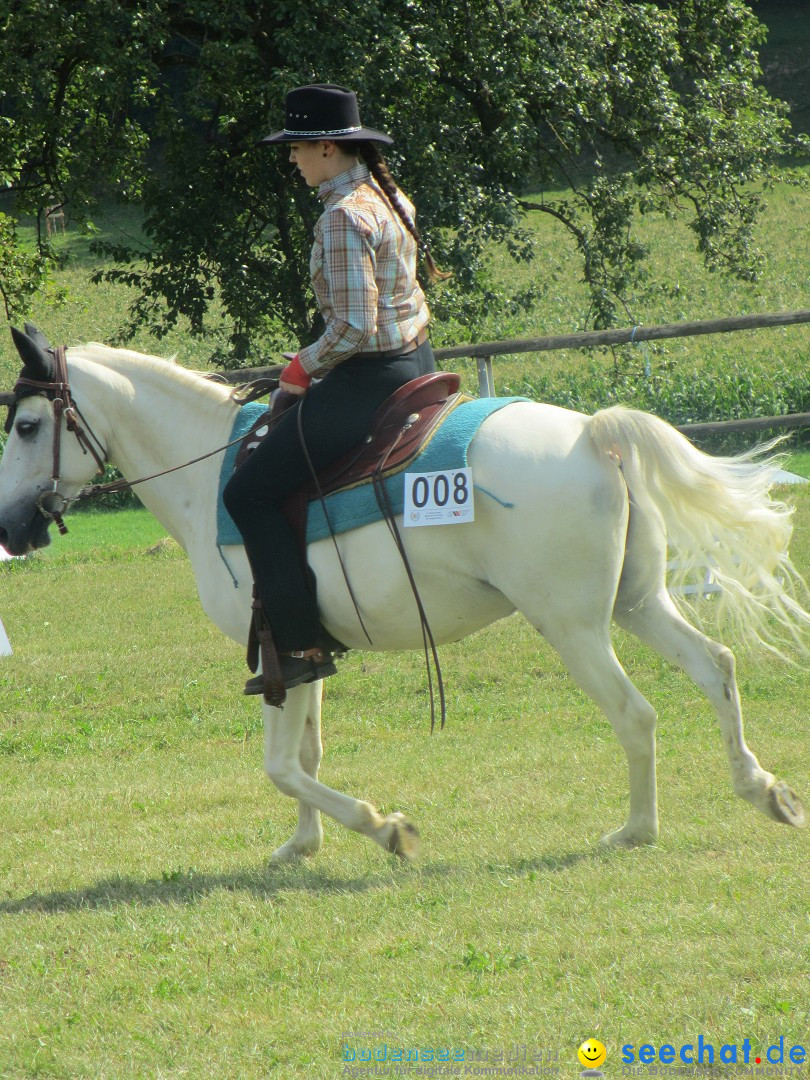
[577,1039,607,1069]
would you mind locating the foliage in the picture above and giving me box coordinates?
[0,212,50,322]
[72,464,142,513]
[501,350,810,451]
[0,1,807,364]
[0,0,161,215]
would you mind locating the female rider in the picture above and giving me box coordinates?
[223,83,444,695]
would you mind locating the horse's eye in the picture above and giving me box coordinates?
[15,419,40,439]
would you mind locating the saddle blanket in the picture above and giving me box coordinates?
[216,395,526,548]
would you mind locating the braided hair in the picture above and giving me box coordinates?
[346,141,450,283]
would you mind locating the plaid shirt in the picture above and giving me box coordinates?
[298,163,430,377]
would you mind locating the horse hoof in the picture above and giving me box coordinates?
[385,814,420,860]
[269,838,322,862]
[600,824,657,848]
[768,781,806,828]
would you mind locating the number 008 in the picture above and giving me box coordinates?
[410,471,469,509]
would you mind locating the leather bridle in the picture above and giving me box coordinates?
[10,345,107,536]
[7,348,282,533]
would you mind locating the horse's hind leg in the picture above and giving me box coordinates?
[615,591,806,828]
[536,618,660,846]
[262,684,420,860]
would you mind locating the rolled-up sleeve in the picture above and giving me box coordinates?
[298,207,379,376]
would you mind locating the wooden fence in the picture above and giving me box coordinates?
[430,308,810,402]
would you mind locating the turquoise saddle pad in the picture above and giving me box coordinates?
[216,396,525,547]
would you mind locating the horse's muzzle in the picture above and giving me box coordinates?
[0,500,53,555]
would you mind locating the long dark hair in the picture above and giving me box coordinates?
[346,141,450,282]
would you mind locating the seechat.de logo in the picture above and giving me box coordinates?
[578,1038,607,1076]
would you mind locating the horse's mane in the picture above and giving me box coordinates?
[74,343,232,405]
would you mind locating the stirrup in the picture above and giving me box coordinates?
[244,649,337,697]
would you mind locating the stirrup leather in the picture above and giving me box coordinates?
[247,591,286,707]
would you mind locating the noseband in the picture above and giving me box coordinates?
[11,345,107,535]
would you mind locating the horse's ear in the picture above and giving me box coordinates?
[10,325,53,382]
[23,322,54,354]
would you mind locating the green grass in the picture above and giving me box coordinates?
[33,507,169,562]
[0,496,807,1077]
[787,451,810,479]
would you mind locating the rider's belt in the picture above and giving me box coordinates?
[350,327,429,362]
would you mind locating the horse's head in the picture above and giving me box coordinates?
[0,325,105,555]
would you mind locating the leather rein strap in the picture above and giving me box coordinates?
[371,418,447,731]
[13,345,107,535]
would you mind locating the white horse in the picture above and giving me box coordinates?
[0,332,806,860]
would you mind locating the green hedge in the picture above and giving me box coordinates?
[502,356,810,453]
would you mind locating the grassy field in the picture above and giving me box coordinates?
[0,186,808,1080]
[0,488,807,1077]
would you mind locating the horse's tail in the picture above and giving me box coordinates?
[587,405,810,656]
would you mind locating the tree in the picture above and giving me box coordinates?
[0,0,164,320]
[0,0,805,364]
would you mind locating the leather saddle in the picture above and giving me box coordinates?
[235,371,464,505]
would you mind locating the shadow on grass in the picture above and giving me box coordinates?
[0,863,387,915]
[494,851,599,874]
[0,849,605,915]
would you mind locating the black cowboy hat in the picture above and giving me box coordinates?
[261,84,393,145]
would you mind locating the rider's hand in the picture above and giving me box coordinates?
[280,354,311,395]
[279,379,308,396]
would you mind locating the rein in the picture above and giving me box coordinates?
[372,435,446,731]
[76,432,257,501]
[295,395,447,731]
[77,379,285,503]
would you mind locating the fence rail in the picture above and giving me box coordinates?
[432,307,810,361]
[430,307,810,399]
[676,412,810,437]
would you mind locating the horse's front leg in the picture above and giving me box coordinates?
[263,683,325,860]
[262,685,419,860]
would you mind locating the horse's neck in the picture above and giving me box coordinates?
[70,350,237,548]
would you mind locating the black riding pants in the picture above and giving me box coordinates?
[223,342,436,651]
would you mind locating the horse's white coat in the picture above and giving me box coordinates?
[0,344,805,858]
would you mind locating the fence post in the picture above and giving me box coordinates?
[476,355,495,397]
